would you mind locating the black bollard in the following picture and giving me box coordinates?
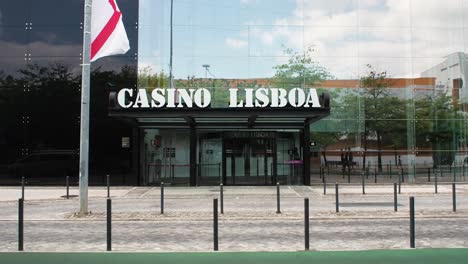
[435,170,438,194]
[107,198,112,251]
[452,183,457,212]
[409,196,415,248]
[393,183,398,212]
[304,198,309,250]
[427,168,431,182]
[323,173,327,195]
[390,162,392,179]
[213,198,219,251]
[374,168,377,183]
[220,184,224,214]
[335,183,339,213]
[161,182,165,214]
[18,198,23,251]
[21,176,25,200]
[347,168,351,184]
[66,176,70,199]
[276,182,281,214]
[401,168,405,183]
[398,172,402,194]
[361,172,365,195]
[106,174,110,198]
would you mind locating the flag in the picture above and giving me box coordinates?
[90,0,130,62]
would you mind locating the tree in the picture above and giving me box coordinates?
[272,46,332,88]
[415,93,464,167]
[360,65,406,171]
[272,46,337,164]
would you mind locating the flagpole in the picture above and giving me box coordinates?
[169,0,174,88]
[79,0,92,215]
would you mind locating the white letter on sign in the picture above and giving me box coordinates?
[117,88,133,108]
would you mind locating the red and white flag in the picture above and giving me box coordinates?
[91,0,130,62]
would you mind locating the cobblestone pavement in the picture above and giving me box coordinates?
[0,185,467,252]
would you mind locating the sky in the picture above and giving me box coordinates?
[138,0,468,81]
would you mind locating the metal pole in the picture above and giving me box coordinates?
[323,172,327,194]
[398,171,402,194]
[21,176,25,200]
[393,183,398,212]
[435,170,438,194]
[66,176,70,199]
[347,167,351,183]
[276,182,281,214]
[18,198,23,251]
[374,167,377,183]
[335,183,339,213]
[389,162,392,179]
[304,198,309,250]
[452,183,457,212]
[409,196,415,248]
[79,0,92,215]
[427,168,431,182]
[213,198,218,251]
[169,0,174,88]
[161,182,164,214]
[107,198,112,251]
[220,184,224,214]
[106,174,110,198]
[361,172,365,195]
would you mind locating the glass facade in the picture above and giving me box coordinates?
[2,0,468,185]
[138,0,468,183]
[0,0,139,185]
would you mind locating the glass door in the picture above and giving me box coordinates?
[224,135,275,185]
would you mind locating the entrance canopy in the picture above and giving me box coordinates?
[108,92,331,128]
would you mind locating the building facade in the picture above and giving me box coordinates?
[1,0,468,185]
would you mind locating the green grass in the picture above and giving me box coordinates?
[1,249,468,264]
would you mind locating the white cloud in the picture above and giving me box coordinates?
[225,37,248,49]
[246,0,467,78]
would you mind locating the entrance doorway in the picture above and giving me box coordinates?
[224,132,275,185]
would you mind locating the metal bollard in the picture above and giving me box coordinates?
[66,176,70,199]
[435,170,438,194]
[427,168,431,182]
[401,168,405,183]
[347,168,351,184]
[21,176,25,200]
[374,168,377,183]
[18,198,23,251]
[335,183,339,213]
[389,162,392,179]
[323,173,327,195]
[161,182,165,214]
[398,172,402,194]
[452,183,457,212]
[213,198,219,251]
[304,198,309,250]
[361,172,365,195]
[220,184,224,214]
[453,165,456,182]
[106,174,110,198]
[276,182,281,214]
[107,198,112,251]
[409,196,415,248]
[393,183,398,212]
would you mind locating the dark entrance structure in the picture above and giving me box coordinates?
[108,92,330,186]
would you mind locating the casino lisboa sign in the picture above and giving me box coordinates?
[117,88,322,108]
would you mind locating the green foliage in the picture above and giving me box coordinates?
[272,46,332,88]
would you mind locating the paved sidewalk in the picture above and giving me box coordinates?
[0,185,467,252]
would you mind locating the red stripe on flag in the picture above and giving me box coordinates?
[91,0,122,61]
